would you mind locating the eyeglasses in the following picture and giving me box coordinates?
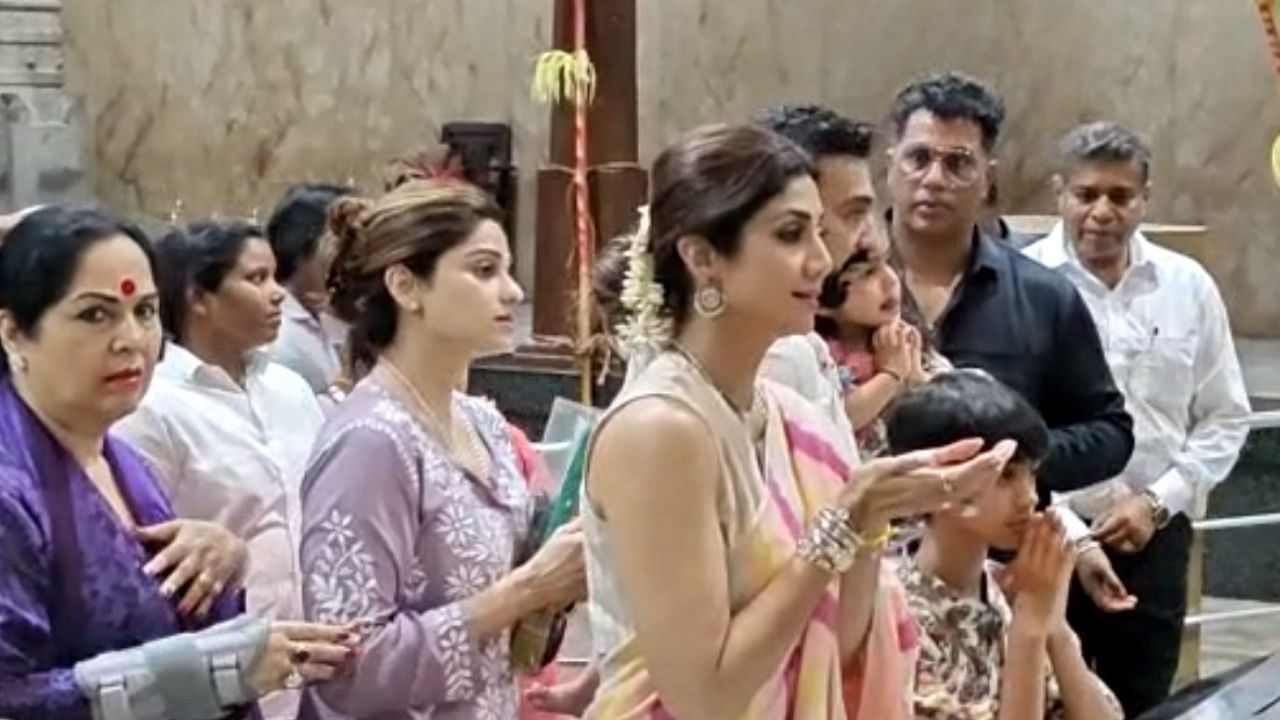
[1066,186,1144,209]
[894,144,984,186]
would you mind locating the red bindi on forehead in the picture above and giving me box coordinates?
[119,277,137,297]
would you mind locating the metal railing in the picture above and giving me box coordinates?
[1173,408,1280,686]
[1248,410,1280,430]
[1184,409,1280,628]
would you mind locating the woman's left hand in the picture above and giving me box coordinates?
[136,520,248,618]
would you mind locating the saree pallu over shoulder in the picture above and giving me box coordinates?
[0,379,252,720]
[581,352,917,720]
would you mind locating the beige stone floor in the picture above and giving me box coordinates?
[1196,596,1280,679]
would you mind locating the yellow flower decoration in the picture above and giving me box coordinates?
[531,49,597,105]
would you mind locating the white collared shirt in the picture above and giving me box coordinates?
[114,344,325,622]
[1024,224,1250,537]
[269,291,344,396]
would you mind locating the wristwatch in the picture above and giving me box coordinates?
[1139,489,1173,529]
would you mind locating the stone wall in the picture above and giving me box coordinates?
[61,0,1280,335]
[59,0,551,275]
[2,0,89,210]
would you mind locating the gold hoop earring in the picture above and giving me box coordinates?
[693,285,726,319]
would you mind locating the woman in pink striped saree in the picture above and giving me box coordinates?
[582,124,1017,719]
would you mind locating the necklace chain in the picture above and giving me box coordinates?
[378,359,489,475]
[670,343,767,441]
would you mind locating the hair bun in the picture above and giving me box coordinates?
[325,196,374,323]
[327,196,371,242]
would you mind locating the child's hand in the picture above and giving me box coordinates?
[524,665,599,715]
[872,321,914,381]
[901,323,928,385]
[1005,513,1075,637]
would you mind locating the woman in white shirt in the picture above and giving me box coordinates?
[115,220,326,720]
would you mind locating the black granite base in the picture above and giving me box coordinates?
[1204,427,1280,601]
[469,357,622,438]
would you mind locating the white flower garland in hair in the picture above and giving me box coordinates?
[615,205,671,360]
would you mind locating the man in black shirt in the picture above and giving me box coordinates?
[885,71,1133,499]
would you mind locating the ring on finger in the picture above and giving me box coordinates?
[940,474,955,496]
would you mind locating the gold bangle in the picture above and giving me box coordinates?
[852,522,892,553]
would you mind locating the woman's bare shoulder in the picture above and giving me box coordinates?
[589,395,718,502]
[599,393,710,440]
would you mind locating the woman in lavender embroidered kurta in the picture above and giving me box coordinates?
[300,180,587,719]
[299,377,534,719]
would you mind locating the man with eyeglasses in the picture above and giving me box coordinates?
[1024,121,1251,718]
[885,71,1134,501]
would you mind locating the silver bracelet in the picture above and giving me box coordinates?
[1074,536,1102,555]
[797,507,860,575]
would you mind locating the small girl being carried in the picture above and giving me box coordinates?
[817,225,949,458]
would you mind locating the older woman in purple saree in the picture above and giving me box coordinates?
[0,206,354,720]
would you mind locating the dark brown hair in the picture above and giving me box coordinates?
[591,235,631,325]
[327,179,503,377]
[607,123,815,327]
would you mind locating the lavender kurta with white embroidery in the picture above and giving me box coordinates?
[298,375,534,720]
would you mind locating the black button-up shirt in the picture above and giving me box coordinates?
[899,230,1135,497]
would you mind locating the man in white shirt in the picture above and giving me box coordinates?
[266,183,353,402]
[1024,121,1251,717]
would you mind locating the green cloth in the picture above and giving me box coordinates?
[538,427,591,544]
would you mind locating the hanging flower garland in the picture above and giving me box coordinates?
[531,0,598,403]
[615,205,671,361]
